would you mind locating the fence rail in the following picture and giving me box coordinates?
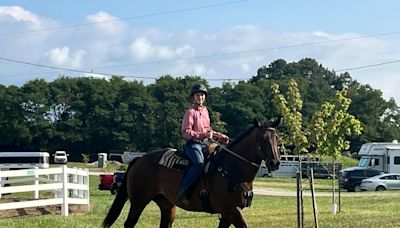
[0,165,89,216]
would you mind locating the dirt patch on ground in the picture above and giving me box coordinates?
[0,198,89,219]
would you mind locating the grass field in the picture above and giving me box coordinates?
[1,164,400,227]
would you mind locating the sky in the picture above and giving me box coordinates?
[1,0,400,103]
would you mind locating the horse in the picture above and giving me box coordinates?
[102,118,281,228]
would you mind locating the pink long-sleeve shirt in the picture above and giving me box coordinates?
[181,104,228,141]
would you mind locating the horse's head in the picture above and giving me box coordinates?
[254,118,281,172]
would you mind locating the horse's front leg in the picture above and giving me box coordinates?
[218,215,232,228]
[219,207,247,228]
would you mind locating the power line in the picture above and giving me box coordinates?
[0,57,157,80]
[336,59,400,72]
[1,28,400,81]
[92,30,400,70]
[0,0,248,38]
[5,30,393,76]
[2,29,398,76]
[1,56,400,82]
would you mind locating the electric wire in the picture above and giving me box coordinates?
[0,0,248,38]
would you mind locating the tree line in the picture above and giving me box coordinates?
[0,58,399,161]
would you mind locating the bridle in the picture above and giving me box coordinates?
[259,127,279,162]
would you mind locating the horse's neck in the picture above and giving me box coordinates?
[224,130,261,181]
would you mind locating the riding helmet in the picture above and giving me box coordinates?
[189,83,208,98]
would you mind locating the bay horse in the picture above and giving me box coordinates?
[103,118,281,228]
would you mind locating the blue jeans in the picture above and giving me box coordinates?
[181,140,206,192]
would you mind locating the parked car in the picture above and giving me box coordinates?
[98,171,126,195]
[339,167,385,192]
[360,173,400,191]
[53,151,68,164]
[98,173,114,190]
[111,171,126,195]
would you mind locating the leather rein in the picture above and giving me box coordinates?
[215,127,276,169]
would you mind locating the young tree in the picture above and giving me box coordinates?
[307,89,362,213]
[272,79,309,155]
[307,90,362,158]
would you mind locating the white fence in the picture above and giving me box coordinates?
[0,165,89,216]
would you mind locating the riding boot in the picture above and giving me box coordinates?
[177,188,190,205]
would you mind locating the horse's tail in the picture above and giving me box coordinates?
[102,157,140,228]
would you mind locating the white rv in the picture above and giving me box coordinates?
[0,152,50,188]
[256,154,341,178]
[357,141,400,173]
[0,152,50,170]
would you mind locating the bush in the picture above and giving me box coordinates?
[81,153,90,163]
[117,164,128,171]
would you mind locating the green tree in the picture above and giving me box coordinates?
[210,111,227,133]
[149,75,201,148]
[347,81,398,149]
[0,85,31,149]
[113,78,157,151]
[216,81,268,137]
[272,79,308,154]
[308,90,362,158]
[48,77,86,153]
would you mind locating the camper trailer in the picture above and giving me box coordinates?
[257,155,339,178]
[357,141,400,173]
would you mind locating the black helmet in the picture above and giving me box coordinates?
[189,83,208,98]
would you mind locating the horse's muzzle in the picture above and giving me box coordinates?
[267,160,280,172]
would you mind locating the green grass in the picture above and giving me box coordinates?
[57,162,119,173]
[1,172,400,227]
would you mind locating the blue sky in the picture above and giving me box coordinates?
[1,0,400,103]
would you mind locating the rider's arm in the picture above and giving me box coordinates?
[212,131,229,144]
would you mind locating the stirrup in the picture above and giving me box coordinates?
[177,190,190,205]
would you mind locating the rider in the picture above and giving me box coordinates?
[177,83,229,205]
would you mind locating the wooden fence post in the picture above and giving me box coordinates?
[309,168,319,228]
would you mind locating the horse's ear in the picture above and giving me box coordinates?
[253,118,261,127]
[270,116,281,128]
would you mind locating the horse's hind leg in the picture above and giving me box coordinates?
[154,195,176,228]
[124,199,150,228]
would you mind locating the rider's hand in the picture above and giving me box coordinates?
[199,131,211,139]
[218,136,229,144]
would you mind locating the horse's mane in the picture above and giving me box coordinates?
[227,124,257,149]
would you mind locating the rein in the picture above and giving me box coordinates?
[209,125,278,170]
[218,144,260,168]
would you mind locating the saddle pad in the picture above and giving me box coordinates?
[158,149,189,171]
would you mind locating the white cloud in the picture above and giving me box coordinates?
[86,11,126,35]
[1,7,400,104]
[129,37,175,61]
[0,6,41,27]
[176,44,195,58]
[191,64,207,75]
[45,47,87,68]
[129,37,155,60]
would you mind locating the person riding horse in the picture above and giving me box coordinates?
[178,83,229,205]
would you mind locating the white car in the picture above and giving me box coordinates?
[54,151,68,164]
[360,173,400,191]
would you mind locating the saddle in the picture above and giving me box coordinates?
[157,143,220,172]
